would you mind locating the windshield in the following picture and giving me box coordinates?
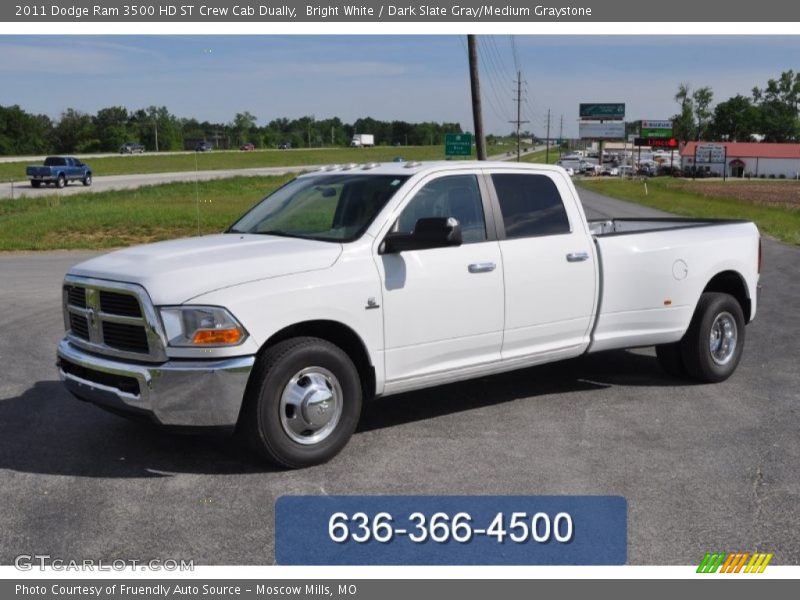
[229,173,409,242]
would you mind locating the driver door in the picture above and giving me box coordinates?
[375,172,504,386]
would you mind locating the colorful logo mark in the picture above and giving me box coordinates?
[697,552,773,573]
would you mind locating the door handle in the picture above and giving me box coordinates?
[468,262,497,273]
[566,252,589,263]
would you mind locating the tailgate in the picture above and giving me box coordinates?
[27,167,51,177]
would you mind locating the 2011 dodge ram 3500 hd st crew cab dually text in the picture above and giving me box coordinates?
[57,162,761,468]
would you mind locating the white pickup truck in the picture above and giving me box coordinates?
[57,161,761,468]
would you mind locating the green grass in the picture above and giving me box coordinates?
[0,175,294,251]
[581,177,800,246]
[0,145,464,182]
[519,147,561,164]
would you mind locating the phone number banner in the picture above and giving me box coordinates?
[276,495,627,565]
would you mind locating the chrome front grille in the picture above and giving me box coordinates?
[62,277,167,363]
[68,313,90,340]
[99,290,142,317]
[102,321,149,353]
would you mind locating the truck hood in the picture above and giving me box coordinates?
[69,234,343,305]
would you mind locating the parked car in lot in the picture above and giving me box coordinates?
[601,166,620,176]
[240,143,255,151]
[278,142,291,150]
[580,162,600,176]
[195,141,214,152]
[26,156,92,188]
[119,142,145,154]
[57,161,761,468]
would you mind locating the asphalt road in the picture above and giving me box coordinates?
[0,151,527,200]
[0,165,319,199]
[0,189,797,566]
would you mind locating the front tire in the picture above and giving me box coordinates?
[82,173,92,186]
[681,292,745,383]
[242,337,362,468]
[55,174,66,188]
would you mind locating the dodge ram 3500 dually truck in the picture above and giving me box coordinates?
[57,161,761,468]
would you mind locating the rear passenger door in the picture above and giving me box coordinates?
[488,171,597,361]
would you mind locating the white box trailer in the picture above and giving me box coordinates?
[350,134,374,147]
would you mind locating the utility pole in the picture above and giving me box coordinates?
[467,35,487,160]
[331,125,334,146]
[559,115,564,157]
[509,71,530,162]
[154,120,159,153]
[545,109,551,163]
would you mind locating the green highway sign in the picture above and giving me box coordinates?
[445,133,473,157]
[579,103,625,120]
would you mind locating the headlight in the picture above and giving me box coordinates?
[159,306,247,347]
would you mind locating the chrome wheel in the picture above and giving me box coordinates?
[709,311,737,366]
[279,366,343,445]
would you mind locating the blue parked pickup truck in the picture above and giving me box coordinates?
[26,156,92,188]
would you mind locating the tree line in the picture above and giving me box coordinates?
[670,70,800,143]
[0,105,464,155]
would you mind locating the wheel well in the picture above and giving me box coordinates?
[262,320,376,400]
[703,271,751,323]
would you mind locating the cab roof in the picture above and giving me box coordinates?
[298,160,565,178]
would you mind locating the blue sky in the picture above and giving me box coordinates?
[1,35,798,137]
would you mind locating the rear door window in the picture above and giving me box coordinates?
[491,173,570,238]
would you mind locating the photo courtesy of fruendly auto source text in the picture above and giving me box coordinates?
[0,0,799,595]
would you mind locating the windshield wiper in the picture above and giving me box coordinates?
[255,230,303,239]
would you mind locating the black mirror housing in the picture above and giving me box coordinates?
[382,217,462,253]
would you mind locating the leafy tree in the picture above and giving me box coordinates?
[54,109,97,152]
[0,105,53,155]
[94,106,129,151]
[708,95,758,141]
[692,87,714,140]
[232,111,258,146]
[130,106,183,151]
[672,83,695,142]
[752,70,800,142]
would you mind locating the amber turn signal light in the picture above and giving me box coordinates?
[191,328,243,345]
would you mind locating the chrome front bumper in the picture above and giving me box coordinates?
[57,338,255,429]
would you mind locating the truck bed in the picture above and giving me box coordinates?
[586,217,760,353]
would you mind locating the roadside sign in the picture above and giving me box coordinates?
[640,120,673,139]
[641,120,673,129]
[579,103,625,120]
[696,144,725,163]
[579,121,625,139]
[445,133,473,157]
[635,137,679,148]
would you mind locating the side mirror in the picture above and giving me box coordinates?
[382,217,462,254]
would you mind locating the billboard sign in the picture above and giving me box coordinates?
[579,121,626,139]
[579,103,625,120]
[640,120,673,139]
[635,137,679,148]
[696,144,725,163]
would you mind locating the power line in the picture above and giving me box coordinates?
[510,71,530,162]
[476,42,513,125]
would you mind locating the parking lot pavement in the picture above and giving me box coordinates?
[0,191,798,565]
